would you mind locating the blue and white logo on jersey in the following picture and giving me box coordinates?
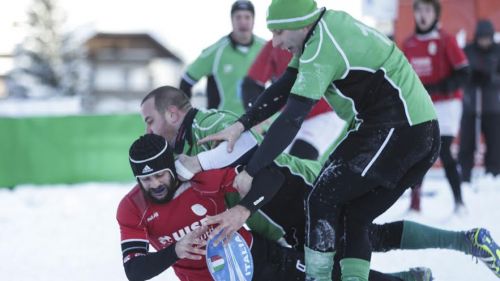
[206,232,253,281]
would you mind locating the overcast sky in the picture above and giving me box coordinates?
[1,0,367,62]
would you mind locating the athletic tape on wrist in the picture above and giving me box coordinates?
[175,159,195,180]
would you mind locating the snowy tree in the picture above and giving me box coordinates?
[8,0,89,98]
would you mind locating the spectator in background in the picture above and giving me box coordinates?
[179,0,265,115]
[241,40,345,161]
[403,0,468,213]
[459,19,500,185]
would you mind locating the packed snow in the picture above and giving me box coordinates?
[0,170,498,281]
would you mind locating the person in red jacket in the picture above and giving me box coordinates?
[241,40,345,160]
[402,0,468,213]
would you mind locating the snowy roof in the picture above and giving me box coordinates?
[85,32,182,63]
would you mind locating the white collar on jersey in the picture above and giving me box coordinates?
[173,181,192,199]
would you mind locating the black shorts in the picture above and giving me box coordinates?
[327,120,440,189]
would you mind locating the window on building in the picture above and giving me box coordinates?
[94,66,124,91]
[128,67,150,91]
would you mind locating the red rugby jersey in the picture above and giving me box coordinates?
[117,168,252,281]
[403,29,468,102]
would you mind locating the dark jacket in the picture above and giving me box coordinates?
[463,20,500,114]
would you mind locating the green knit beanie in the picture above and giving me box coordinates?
[266,0,322,30]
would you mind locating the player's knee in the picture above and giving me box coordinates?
[440,150,454,164]
[308,219,336,251]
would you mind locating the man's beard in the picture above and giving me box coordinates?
[140,178,179,204]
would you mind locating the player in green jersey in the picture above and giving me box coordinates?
[179,0,265,115]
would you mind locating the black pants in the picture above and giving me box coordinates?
[306,121,440,264]
[459,113,500,181]
[252,222,406,281]
[262,171,404,254]
[439,136,463,204]
[260,166,412,254]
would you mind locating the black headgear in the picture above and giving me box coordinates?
[129,134,176,180]
[475,19,495,39]
[231,0,255,16]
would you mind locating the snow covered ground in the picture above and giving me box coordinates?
[0,171,498,281]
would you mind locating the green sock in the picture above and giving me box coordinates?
[304,247,335,281]
[401,220,470,253]
[340,258,370,281]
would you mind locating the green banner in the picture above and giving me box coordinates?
[0,114,145,187]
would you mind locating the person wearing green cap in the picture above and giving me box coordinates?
[198,0,442,280]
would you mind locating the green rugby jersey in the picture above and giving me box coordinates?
[185,35,266,115]
[289,10,437,128]
[175,108,321,187]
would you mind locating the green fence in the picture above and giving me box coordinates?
[0,114,145,187]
